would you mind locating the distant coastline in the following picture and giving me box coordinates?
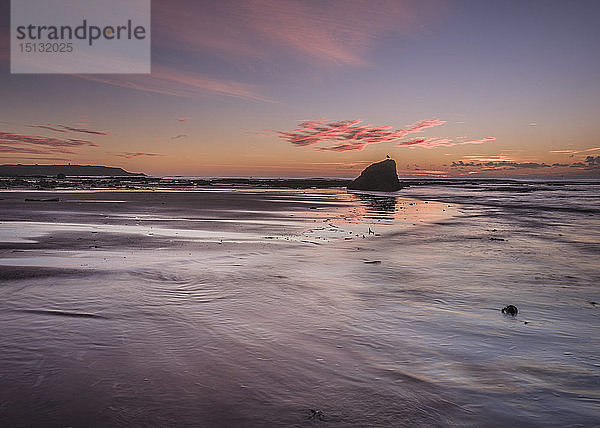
[0,164,144,177]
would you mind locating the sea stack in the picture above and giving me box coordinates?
[347,159,402,192]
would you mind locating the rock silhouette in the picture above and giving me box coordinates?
[347,159,402,192]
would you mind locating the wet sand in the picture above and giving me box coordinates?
[0,186,598,426]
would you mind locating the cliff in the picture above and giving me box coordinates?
[0,164,144,177]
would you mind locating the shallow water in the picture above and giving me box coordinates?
[0,183,598,426]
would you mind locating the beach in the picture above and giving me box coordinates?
[0,181,599,426]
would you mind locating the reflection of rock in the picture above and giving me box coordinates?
[347,159,402,192]
[354,193,397,217]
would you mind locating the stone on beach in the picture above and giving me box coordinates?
[347,159,402,192]
[502,305,518,316]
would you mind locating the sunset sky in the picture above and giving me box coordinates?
[1,0,599,177]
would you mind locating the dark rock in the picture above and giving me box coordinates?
[308,409,326,421]
[24,197,60,202]
[502,305,518,316]
[347,159,402,192]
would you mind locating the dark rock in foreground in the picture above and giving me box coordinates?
[502,305,518,316]
[347,159,402,192]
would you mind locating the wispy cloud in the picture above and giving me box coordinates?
[462,137,497,145]
[242,0,380,66]
[77,65,274,102]
[116,152,165,159]
[279,118,447,151]
[549,147,600,155]
[450,155,600,175]
[56,125,109,136]
[0,132,98,156]
[0,132,97,147]
[171,134,188,140]
[153,0,432,67]
[177,118,188,122]
[397,169,448,176]
[463,155,514,162]
[15,1,436,102]
[399,137,496,149]
[0,145,71,154]
[0,155,70,161]
[28,124,68,133]
[452,160,553,169]
[28,124,109,136]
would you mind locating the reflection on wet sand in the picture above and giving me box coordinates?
[343,191,454,226]
[351,193,398,220]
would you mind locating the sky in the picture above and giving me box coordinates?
[1,0,600,178]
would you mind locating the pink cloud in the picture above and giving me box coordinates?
[279,118,447,151]
[461,137,496,145]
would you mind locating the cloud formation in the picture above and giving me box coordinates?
[0,155,70,161]
[462,155,514,162]
[153,0,435,67]
[584,155,600,169]
[116,152,165,159]
[0,145,64,154]
[28,124,109,135]
[452,160,552,169]
[0,132,98,155]
[398,137,496,149]
[549,147,600,155]
[77,65,274,102]
[28,125,68,133]
[451,157,600,173]
[56,125,109,136]
[279,118,447,151]
[171,134,188,140]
